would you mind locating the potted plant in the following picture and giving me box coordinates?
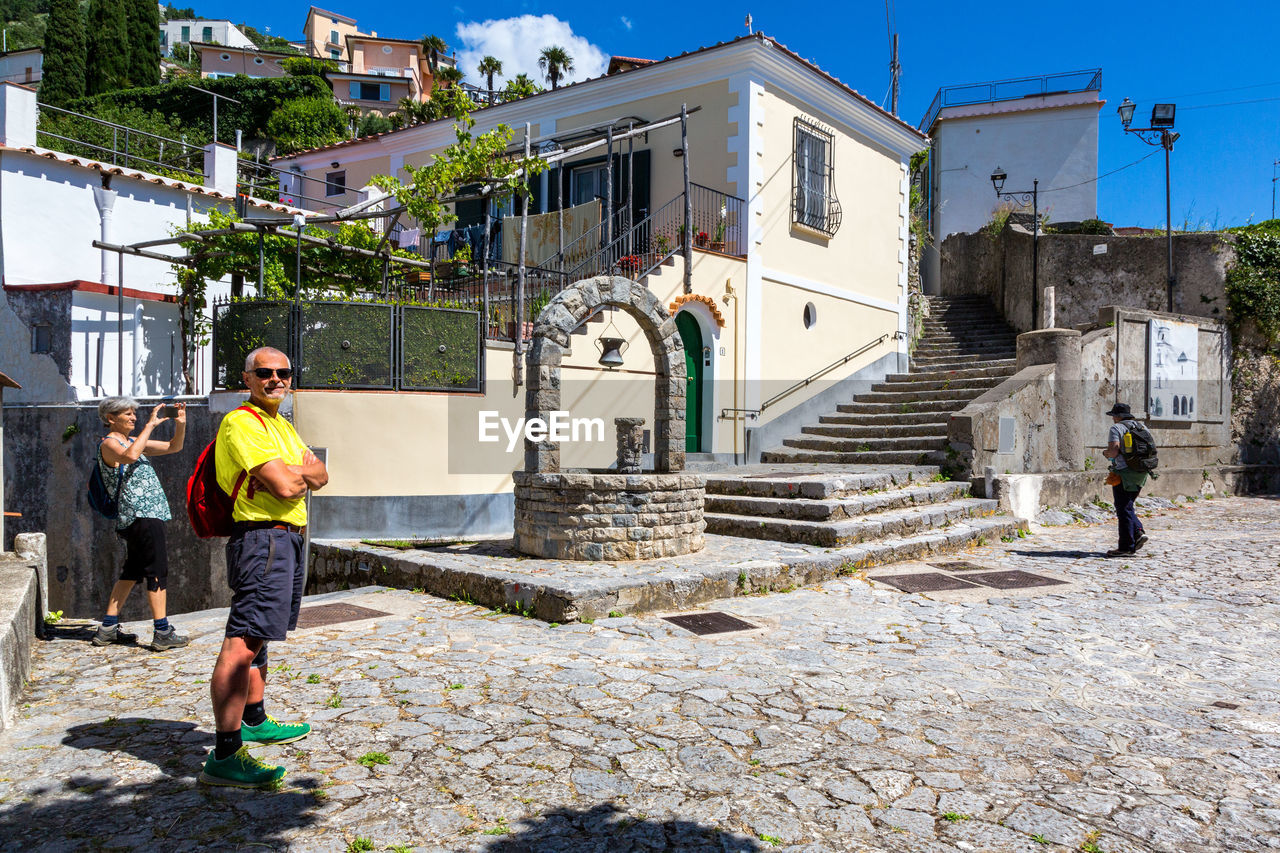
[710,204,727,252]
[452,244,473,278]
[695,230,709,248]
[508,287,554,339]
[655,233,671,255]
[617,254,641,274]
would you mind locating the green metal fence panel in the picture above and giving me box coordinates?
[211,300,294,389]
[399,306,481,392]
[297,301,395,390]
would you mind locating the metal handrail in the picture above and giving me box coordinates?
[37,102,201,151]
[34,130,205,181]
[752,331,902,415]
[919,67,1102,131]
[36,101,205,181]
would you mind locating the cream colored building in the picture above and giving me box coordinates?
[270,33,928,539]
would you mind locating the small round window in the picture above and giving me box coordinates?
[220,53,231,61]
[382,45,393,54]
[803,302,817,329]
[253,56,264,65]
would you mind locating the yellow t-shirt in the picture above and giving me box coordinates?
[214,403,310,527]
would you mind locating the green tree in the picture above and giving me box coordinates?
[501,73,541,101]
[39,0,85,106]
[420,33,447,74]
[357,112,393,137]
[435,65,463,88]
[477,55,502,102]
[85,0,130,95]
[126,0,159,87]
[266,97,350,154]
[538,45,573,90]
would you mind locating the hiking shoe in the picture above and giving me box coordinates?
[91,624,138,646]
[150,626,189,651]
[199,746,286,789]
[242,715,311,745]
[1134,533,1149,551]
[1105,548,1136,558]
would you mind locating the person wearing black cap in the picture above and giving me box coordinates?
[1102,402,1149,557]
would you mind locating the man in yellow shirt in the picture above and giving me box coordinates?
[200,347,328,788]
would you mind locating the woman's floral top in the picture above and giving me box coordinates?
[100,436,171,531]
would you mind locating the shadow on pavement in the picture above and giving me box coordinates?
[0,718,321,849]
[1009,549,1096,559]
[39,622,103,643]
[482,803,766,852]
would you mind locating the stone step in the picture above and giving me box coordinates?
[891,364,1017,382]
[850,387,985,405]
[705,497,1001,547]
[913,342,1019,356]
[806,421,948,438]
[704,466,938,500]
[761,447,947,465]
[916,333,1017,347]
[872,376,999,393]
[704,480,972,522]
[911,353,1016,368]
[783,434,948,453]
[817,412,949,426]
[837,399,961,414]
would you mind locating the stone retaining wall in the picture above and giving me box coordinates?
[513,471,706,561]
[0,534,43,731]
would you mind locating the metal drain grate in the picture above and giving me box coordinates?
[294,602,392,629]
[964,570,1067,590]
[928,560,990,572]
[875,573,982,593]
[662,612,758,635]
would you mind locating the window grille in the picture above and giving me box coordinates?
[792,118,841,237]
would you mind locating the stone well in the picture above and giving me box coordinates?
[512,274,706,561]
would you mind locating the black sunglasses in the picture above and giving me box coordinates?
[251,367,293,380]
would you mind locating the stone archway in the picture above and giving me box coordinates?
[513,275,706,561]
[523,274,687,474]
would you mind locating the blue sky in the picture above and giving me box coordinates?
[203,0,1280,229]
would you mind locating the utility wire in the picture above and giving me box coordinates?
[1040,149,1161,194]
[1182,96,1280,111]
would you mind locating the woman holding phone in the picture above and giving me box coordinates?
[92,396,190,651]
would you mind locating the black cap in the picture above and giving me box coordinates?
[1105,402,1132,417]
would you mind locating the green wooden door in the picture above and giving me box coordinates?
[675,312,703,453]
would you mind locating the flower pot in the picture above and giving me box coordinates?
[694,234,708,248]
[506,320,534,340]
[709,241,726,253]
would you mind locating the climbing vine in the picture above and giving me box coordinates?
[1225,220,1280,349]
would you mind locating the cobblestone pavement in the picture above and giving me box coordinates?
[2,496,1279,852]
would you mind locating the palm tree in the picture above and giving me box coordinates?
[477,55,502,103]
[420,34,448,74]
[538,45,574,90]
[502,73,541,101]
[435,65,463,89]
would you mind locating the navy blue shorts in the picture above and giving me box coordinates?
[225,528,305,642]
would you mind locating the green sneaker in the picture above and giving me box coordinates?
[198,746,286,788]
[241,715,311,745]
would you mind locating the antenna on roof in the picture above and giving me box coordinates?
[886,0,900,116]
[745,13,752,34]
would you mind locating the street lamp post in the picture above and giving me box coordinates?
[990,167,1041,329]
[1117,98,1180,313]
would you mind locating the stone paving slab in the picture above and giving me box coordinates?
[2,497,1279,851]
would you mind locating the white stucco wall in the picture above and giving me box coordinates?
[931,98,1100,242]
[160,20,254,52]
[0,149,239,401]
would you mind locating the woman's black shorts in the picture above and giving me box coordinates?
[119,517,169,591]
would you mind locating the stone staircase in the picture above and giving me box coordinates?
[763,294,1019,466]
[702,465,1022,553]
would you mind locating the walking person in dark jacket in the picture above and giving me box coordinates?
[1102,402,1149,558]
[92,396,190,650]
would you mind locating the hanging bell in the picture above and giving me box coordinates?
[595,335,628,369]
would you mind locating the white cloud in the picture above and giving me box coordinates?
[620,16,632,30]
[454,15,608,89]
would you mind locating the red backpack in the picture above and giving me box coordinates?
[187,405,267,538]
